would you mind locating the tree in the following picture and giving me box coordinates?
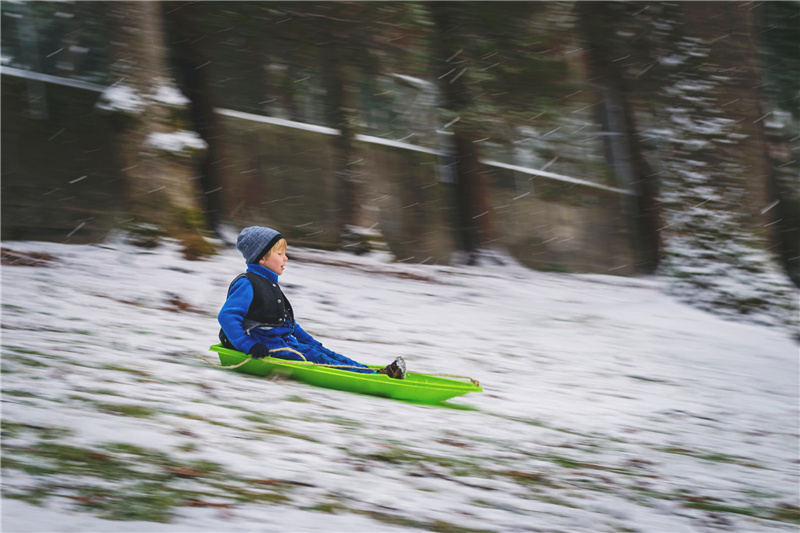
[313,3,368,252]
[646,2,798,328]
[428,2,496,262]
[759,1,800,288]
[575,1,660,274]
[163,1,230,239]
[97,1,213,258]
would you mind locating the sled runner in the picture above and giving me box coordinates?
[207,344,482,404]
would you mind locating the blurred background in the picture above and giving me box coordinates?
[1,1,798,327]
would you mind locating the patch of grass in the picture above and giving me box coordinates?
[352,444,499,482]
[547,456,633,476]
[504,470,559,488]
[74,482,185,522]
[175,442,198,453]
[2,455,55,476]
[302,494,495,533]
[303,500,351,514]
[253,424,322,443]
[1,421,25,439]
[77,388,124,397]
[629,486,800,525]
[286,395,311,403]
[1,421,74,441]
[772,504,800,524]
[4,390,38,398]
[93,402,158,419]
[2,438,299,523]
[327,416,363,428]
[682,499,800,525]
[536,495,580,508]
[3,485,51,505]
[102,442,155,456]
[174,412,234,428]
[742,489,780,499]
[210,483,291,505]
[4,347,51,357]
[242,413,272,424]
[658,446,762,468]
[2,354,50,368]
[99,364,153,378]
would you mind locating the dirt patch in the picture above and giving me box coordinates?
[1,248,57,267]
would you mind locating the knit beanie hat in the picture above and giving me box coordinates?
[236,226,284,264]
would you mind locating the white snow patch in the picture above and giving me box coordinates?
[152,80,190,107]
[96,85,146,114]
[146,130,207,155]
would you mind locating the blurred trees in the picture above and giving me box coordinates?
[2,1,797,327]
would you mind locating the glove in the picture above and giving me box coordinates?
[249,344,270,360]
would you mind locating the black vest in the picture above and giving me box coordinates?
[219,272,294,348]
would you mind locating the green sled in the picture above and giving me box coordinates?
[209,344,482,404]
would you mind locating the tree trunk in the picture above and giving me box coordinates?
[162,2,227,239]
[576,2,660,275]
[100,1,212,258]
[653,2,798,328]
[429,3,495,263]
[318,14,367,253]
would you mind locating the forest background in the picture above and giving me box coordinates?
[1,1,798,331]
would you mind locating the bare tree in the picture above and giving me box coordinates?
[576,2,661,274]
[98,1,213,258]
[428,2,495,263]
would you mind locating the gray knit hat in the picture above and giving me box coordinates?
[236,226,284,264]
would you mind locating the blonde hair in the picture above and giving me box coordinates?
[267,238,287,256]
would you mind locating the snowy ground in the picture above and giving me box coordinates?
[2,237,798,533]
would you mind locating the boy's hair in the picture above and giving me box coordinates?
[266,238,287,257]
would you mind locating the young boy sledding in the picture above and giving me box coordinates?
[218,226,406,379]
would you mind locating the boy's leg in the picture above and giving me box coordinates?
[303,345,374,374]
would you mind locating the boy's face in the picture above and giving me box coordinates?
[259,248,287,275]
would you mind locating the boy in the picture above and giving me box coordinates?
[218,226,406,379]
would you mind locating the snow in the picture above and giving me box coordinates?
[151,81,190,108]
[2,237,798,532]
[96,85,146,114]
[146,131,207,156]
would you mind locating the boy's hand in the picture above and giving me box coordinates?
[249,344,270,359]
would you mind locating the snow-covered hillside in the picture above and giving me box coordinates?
[2,238,798,532]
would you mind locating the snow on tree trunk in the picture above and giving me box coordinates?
[97,1,212,259]
[652,3,798,330]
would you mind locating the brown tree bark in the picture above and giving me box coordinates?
[101,1,212,258]
[162,2,227,239]
[576,2,660,274]
[315,4,369,253]
[428,3,495,262]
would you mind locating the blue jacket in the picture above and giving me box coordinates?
[218,264,320,355]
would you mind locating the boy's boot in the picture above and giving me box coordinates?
[380,356,406,380]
